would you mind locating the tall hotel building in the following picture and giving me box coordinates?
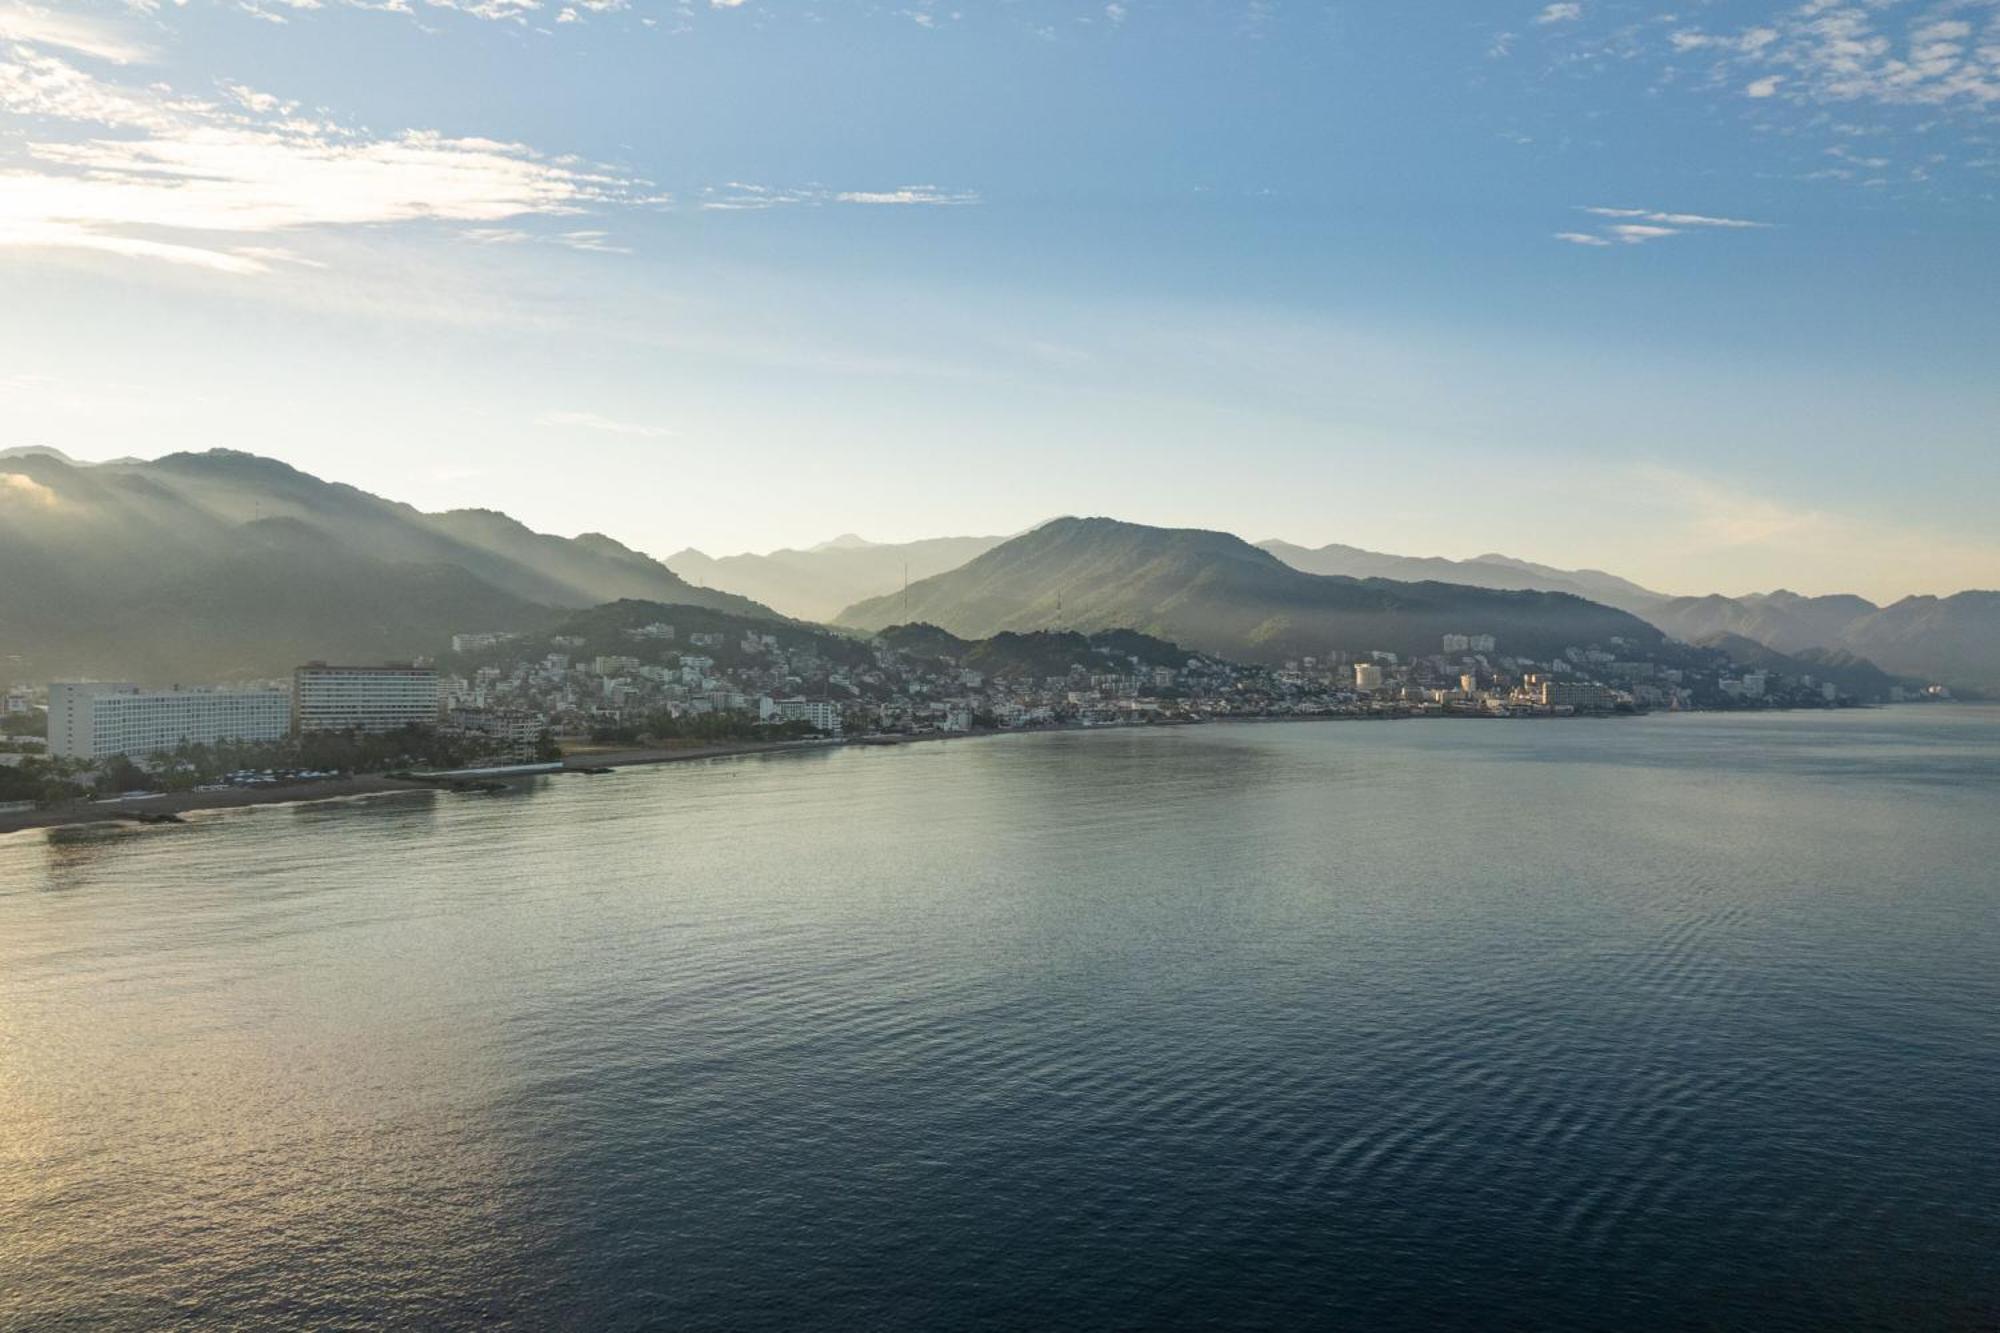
[292,664,442,734]
[48,683,292,761]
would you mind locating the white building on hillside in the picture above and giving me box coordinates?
[48,682,291,761]
[292,664,442,734]
[762,696,843,733]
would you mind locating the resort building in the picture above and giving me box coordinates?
[292,664,442,735]
[47,682,291,761]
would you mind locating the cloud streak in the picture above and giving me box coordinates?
[0,35,655,275]
[0,3,153,64]
[1556,205,1772,247]
[700,182,979,210]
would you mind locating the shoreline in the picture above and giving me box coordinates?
[0,703,1945,839]
[0,773,430,838]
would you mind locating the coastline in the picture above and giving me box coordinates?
[0,704,1932,839]
[0,773,430,838]
[0,729,1047,838]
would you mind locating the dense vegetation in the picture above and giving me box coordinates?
[445,598,877,683]
[878,624,1204,680]
[1,711,47,739]
[0,725,557,808]
[0,759,84,807]
[587,711,821,746]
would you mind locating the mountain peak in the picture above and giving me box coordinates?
[836,514,1655,664]
[810,533,876,552]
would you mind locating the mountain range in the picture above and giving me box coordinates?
[0,448,775,681]
[835,517,1668,665]
[4,447,1994,693]
[1638,590,2000,691]
[1258,542,1997,692]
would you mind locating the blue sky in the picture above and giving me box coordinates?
[1,0,1996,599]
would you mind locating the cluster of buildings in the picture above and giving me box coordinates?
[1299,636,1871,715]
[434,618,1717,743]
[442,622,880,738]
[23,617,1888,766]
[45,664,443,762]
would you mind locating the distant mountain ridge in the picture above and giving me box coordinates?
[668,533,1010,622]
[1257,540,1668,616]
[0,449,778,681]
[1263,539,1997,691]
[1645,589,2000,693]
[836,517,1667,665]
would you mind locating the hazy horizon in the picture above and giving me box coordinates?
[4,1,1998,603]
[12,442,1996,606]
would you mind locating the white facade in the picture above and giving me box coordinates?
[48,682,291,761]
[292,664,442,734]
[1354,663,1384,691]
[771,697,843,733]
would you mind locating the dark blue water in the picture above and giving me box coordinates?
[3,709,1998,1330]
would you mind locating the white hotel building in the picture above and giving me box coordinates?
[48,683,292,762]
[292,664,442,734]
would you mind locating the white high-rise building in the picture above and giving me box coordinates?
[292,664,442,734]
[764,697,843,733]
[1353,663,1384,691]
[47,682,291,761]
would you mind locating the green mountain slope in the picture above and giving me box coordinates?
[837,517,1664,665]
[0,449,777,682]
[1691,633,1904,700]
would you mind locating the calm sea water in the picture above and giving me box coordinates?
[3,709,1998,1331]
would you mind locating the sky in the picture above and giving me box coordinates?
[1,0,1996,601]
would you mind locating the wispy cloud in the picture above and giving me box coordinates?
[700,182,979,210]
[535,409,673,437]
[556,229,631,253]
[0,3,154,63]
[833,186,977,205]
[1535,3,1582,25]
[1582,206,1769,229]
[0,32,654,275]
[1556,205,1772,247]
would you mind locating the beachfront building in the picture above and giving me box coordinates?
[762,696,843,733]
[47,682,291,762]
[292,664,442,735]
[445,706,547,760]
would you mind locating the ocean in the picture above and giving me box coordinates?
[3,708,1997,1330]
